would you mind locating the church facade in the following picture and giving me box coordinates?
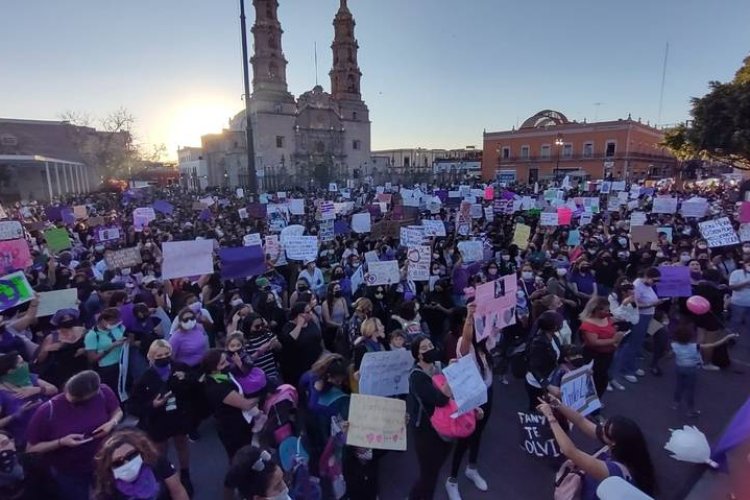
[199,0,370,190]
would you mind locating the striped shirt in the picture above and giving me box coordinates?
[244,331,280,381]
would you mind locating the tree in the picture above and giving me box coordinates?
[662,56,750,170]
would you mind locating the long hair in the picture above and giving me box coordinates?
[579,296,609,322]
[93,429,160,499]
[606,416,657,496]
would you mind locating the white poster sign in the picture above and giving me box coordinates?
[407,245,431,281]
[161,239,215,279]
[540,212,559,226]
[422,219,446,237]
[457,240,483,263]
[352,213,372,233]
[0,221,23,241]
[358,350,414,397]
[243,233,262,247]
[36,288,79,317]
[289,199,305,215]
[561,362,601,417]
[366,260,400,286]
[652,196,678,214]
[284,235,319,261]
[443,355,488,416]
[346,394,407,451]
[699,217,740,248]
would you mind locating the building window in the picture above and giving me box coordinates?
[276,136,284,148]
[563,143,573,158]
[352,140,361,150]
[352,112,358,120]
[541,145,551,159]
[583,142,594,158]
[605,141,616,157]
[501,147,510,159]
[520,145,530,159]
[404,157,410,167]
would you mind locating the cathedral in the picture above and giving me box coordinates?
[217,0,370,189]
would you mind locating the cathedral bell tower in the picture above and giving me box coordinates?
[329,0,362,100]
[251,0,292,98]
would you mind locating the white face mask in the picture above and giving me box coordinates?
[230,298,243,307]
[112,453,143,482]
[265,486,292,500]
[189,302,202,312]
[556,268,567,277]
[181,320,197,330]
[522,271,534,280]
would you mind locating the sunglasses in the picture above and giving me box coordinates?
[112,450,139,468]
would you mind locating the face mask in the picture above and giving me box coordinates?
[587,249,598,255]
[181,320,197,330]
[230,298,243,307]
[1,362,31,387]
[153,357,171,368]
[189,302,202,313]
[655,252,664,258]
[265,486,293,500]
[0,449,18,474]
[112,453,143,482]
[522,271,534,280]
[333,290,342,298]
[421,347,441,364]
[501,255,510,261]
[697,244,707,250]
[617,251,629,259]
[556,268,567,277]
[679,254,691,263]
[618,238,628,246]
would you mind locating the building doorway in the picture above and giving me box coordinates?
[528,168,538,184]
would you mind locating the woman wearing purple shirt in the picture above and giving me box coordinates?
[26,371,122,500]
[451,255,481,306]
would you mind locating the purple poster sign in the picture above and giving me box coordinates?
[655,266,692,297]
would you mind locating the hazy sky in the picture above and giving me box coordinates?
[2,0,749,158]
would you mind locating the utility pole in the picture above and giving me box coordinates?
[239,0,257,194]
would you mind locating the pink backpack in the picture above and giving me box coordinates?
[429,374,476,440]
[264,384,299,444]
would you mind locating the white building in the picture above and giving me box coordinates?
[177,146,208,190]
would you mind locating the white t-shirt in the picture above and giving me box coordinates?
[729,269,750,307]
[634,278,658,315]
[457,337,493,388]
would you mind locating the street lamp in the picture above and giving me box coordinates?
[554,135,564,183]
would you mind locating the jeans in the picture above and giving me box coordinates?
[674,366,698,409]
[451,386,493,477]
[729,303,750,335]
[617,313,652,377]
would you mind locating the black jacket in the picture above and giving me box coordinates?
[128,363,193,441]
[527,332,563,389]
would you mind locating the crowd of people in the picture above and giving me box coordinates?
[0,176,746,500]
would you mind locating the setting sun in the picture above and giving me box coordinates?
[163,97,239,155]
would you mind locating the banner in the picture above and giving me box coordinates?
[561,362,601,417]
[36,288,78,317]
[407,245,430,281]
[161,239,215,279]
[346,394,407,451]
[0,221,23,241]
[699,217,739,248]
[358,350,413,397]
[0,239,32,272]
[366,260,400,286]
[0,271,35,313]
[105,248,142,269]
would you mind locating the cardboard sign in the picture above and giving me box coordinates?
[421,219,446,237]
[540,212,559,226]
[407,245,431,281]
[561,362,601,417]
[44,228,71,252]
[358,350,414,397]
[284,236,319,262]
[630,225,657,246]
[36,288,78,317]
[73,205,87,219]
[105,248,143,269]
[0,221,23,241]
[518,411,561,459]
[443,355,488,416]
[346,394,407,451]
[652,196,678,214]
[243,233,262,247]
[457,240,483,263]
[699,217,739,248]
[0,271,35,313]
[366,260,400,286]
[161,239,215,279]
[512,224,531,248]
[133,207,156,231]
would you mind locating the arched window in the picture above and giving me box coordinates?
[269,62,279,79]
[346,75,357,93]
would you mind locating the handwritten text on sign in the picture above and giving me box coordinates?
[442,355,488,416]
[699,217,740,248]
[518,412,561,458]
[561,362,601,417]
[358,349,414,397]
[346,394,407,451]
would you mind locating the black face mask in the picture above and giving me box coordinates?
[154,357,171,368]
[333,291,342,298]
[422,347,441,364]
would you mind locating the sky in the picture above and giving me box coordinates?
[2,0,749,159]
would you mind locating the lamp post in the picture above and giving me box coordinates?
[239,0,257,194]
[554,134,564,183]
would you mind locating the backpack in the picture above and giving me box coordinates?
[554,447,630,500]
[263,384,299,444]
[429,373,477,440]
[284,437,322,500]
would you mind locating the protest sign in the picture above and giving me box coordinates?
[0,271,34,313]
[518,411,561,459]
[567,229,580,246]
[235,188,244,198]
[352,213,372,233]
[219,246,266,279]
[243,233,262,247]
[607,197,621,212]
[346,394,407,451]
[264,235,287,266]
[561,362,601,417]
[611,181,626,191]
[366,260,399,286]
[557,207,572,225]
[358,349,413,397]
[457,240,483,263]
[133,207,156,231]
[152,200,174,215]
[192,201,207,211]
[421,219,446,237]
[469,204,483,219]
[400,226,425,248]
[267,204,289,232]
[284,236,319,262]
[652,196,678,214]
[161,239,215,279]
[44,228,71,252]
[288,199,305,215]
[579,213,593,225]
[474,275,518,340]
[443,355,488,416]
[238,208,248,220]
[36,288,78,317]
[319,201,335,221]
[484,206,494,222]
[407,245,430,281]
[484,186,494,200]
[600,181,612,194]
[0,239,32,273]
[630,225,657,246]
[73,205,87,219]
[741,202,750,223]
[583,197,600,213]
[105,248,142,269]
[364,250,379,264]
[681,197,708,218]
[280,225,305,246]
[740,223,750,242]
[328,182,338,192]
[199,196,215,207]
[655,265,692,297]
[319,219,334,242]
[0,221,23,241]
[657,227,673,243]
[512,224,531,248]
[629,212,647,226]
[96,226,121,243]
[87,216,105,227]
[699,217,739,248]
[540,212,559,226]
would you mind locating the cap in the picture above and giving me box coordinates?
[255,277,270,289]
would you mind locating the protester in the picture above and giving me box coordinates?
[224,446,291,500]
[579,298,625,399]
[525,311,564,410]
[34,308,88,388]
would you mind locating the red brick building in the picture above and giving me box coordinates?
[482,110,676,184]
